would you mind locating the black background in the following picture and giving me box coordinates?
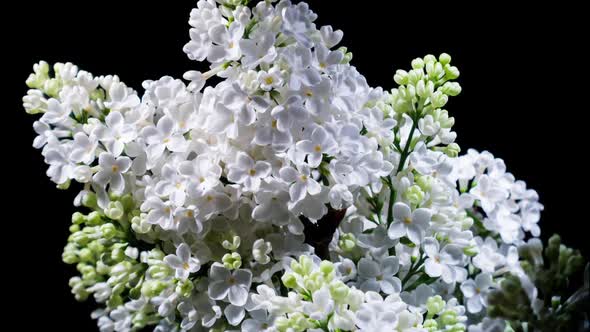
[6,1,587,330]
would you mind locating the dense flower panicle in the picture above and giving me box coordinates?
[22,1,587,331]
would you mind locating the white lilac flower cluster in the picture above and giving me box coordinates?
[23,1,581,331]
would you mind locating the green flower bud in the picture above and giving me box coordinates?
[423,54,437,64]
[281,272,297,289]
[72,212,86,225]
[79,264,97,281]
[411,58,425,69]
[432,109,455,128]
[149,265,172,280]
[406,84,416,99]
[131,214,151,234]
[141,280,169,297]
[329,280,349,302]
[290,312,313,331]
[222,235,241,251]
[423,318,438,331]
[111,246,126,262]
[431,91,449,108]
[416,175,433,192]
[88,240,105,255]
[304,275,320,292]
[427,62,444,80]
[105,201,125,220]
[338,233,356,252]
[100,223,117,240]
[426,295,445,316]
[26,61,50,89]
[176,279,194,297]
[444,143,461,158]
[69,231,90,246]
[320,261,335,276]
[440,82,462,96]
[87,211,103,226]
[69,224,80,233]
[44,78,61,97]
[439,53,452,65]
[291,255,313,275]
[62,246,79,264]
[416,80,427,98]
[444,64,460,79]
[439,310,458,325]
[79,248,94,263]
[404,185,425,206]
[222,252,242,269]
[69,276,90,301]
[275,313,313,332]
[406,69,424,86]
[96,260,110,275]
[394,70,409,85]
[341,50,353,64]
[82,192,98,209]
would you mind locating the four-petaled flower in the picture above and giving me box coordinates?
[164,243,201,280]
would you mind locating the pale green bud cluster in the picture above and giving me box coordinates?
[423,295,466,332]
[404,184,425,207]
[222,252,242,269]
[25,61,78,98]
[274,312,315,332]
[62,192,175,328]
[391,53,460,116]
[25,61,50,90]
[338,233,357,252]
[338,46,353,64]
[282,256,335,294]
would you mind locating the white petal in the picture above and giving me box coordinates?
[461,280,476,298]
[393,202,411,221]
[209,263,230,281]
[224,304,245,326]
[387,222,406,240]
[467,294,483,313]
[228,286,248,306]
[177,243,191,263]
[406,224,424,244]
[233,269,252,287]
[381,256,399,275]
[358,258,379,278]
[164,255,183,269]
[424,259,442,277]
[289,182,306,202]
[306,178,321,196]
[208,280,229,300]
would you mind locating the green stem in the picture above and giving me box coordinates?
[386,177,396,224]
[396,115,418,174]
[401,254,425,288]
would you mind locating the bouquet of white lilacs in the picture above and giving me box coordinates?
[22,0,588,331]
